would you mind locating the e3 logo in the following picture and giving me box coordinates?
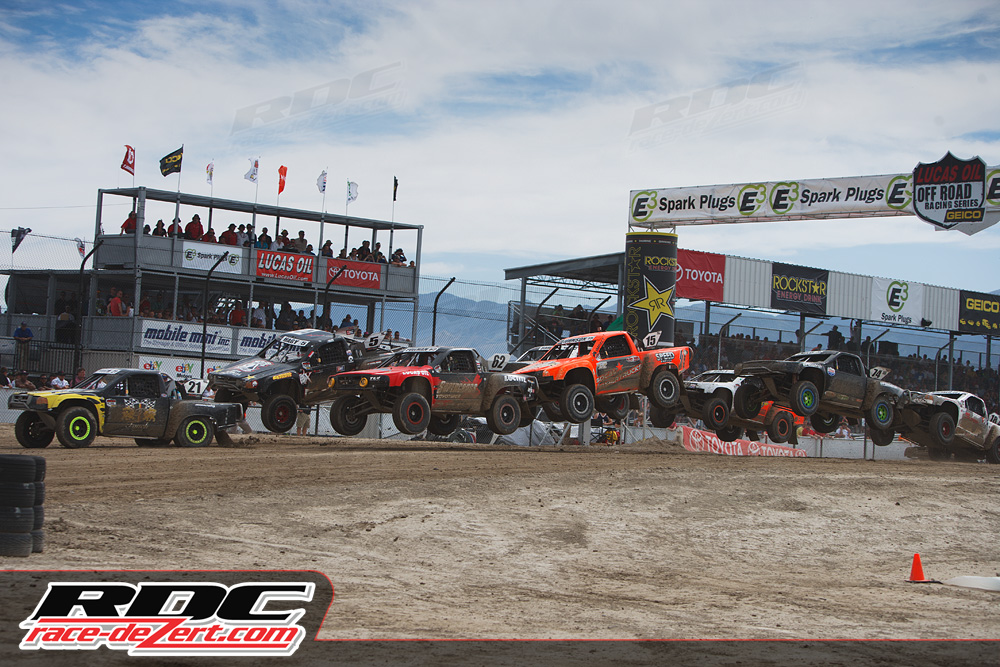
[887,281,908,312]
[631,191,657,222]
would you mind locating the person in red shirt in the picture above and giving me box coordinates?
[108,289,124,316]
[121,212,137,234]
[219,224,239,246]
[229,304,246,326]
[185,214,204,241]
[167,218,182,237]
[203,228,217,243]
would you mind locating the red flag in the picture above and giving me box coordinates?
[278,165,287,195]
[121,145,135,175]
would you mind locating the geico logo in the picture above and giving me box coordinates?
[945,210,983,221]
[966,298,1000,313]
[644,256,677,266]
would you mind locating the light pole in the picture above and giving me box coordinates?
[75,239,104,373]
[320,265,348,329]
[201,251,229,379]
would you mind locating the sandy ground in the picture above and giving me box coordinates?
[1,424,998,642]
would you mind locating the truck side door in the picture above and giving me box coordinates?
[824,355,866,409]
[103,373,170,438]
[434,350,482,412]
[958,395,988,444]
[303,341,351,404]
[595,334,641,394]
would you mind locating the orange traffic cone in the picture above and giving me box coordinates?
[908,553,937,583]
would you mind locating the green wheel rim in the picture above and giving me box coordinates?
[186,421,208,444]
[876,405,888,422]
[802,390,815,408]
[69,415,91,440]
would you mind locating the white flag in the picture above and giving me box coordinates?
[244,157,259,183]
[206,161,214,185]
[317,170,327,194]
[347,180,358,203]
[74,237,86,258]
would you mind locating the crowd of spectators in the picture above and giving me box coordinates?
[0,366,87,391]
[122,212,414,266]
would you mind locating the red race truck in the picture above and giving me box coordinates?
[514,331,691,424]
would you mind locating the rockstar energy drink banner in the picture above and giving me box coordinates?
[625,232,677,346]
[770,262,828,315]
[959,290,1000,335]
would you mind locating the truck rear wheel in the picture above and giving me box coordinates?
[486,395,521,435]
[985,437,1000,465]
[702,397,729,431]
[733,384,763,420]
[929,412,955,447]
[868,394,894,430]
[649,405,675,428]
[560,385,594,424]
[56,407,97,448]
[715,425,744,442]
[868,427,894,447]
[427,413,460,437]
[767,412,793,444]
[596,394,629,421]
[648,369,680,409]
[810,413,838,434]
[541,402,564,422]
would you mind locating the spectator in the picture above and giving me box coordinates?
[296,406,311,435]
[121,211,137,234]
[825,325,844,351]
[108,289,125,317]
[275,230,290,251]
[321,240,334,257]
[229,303,246,326]
[13,321,33,370]
[358,240,372,261]
[860,336,873,356]
[55,306,76,343]
[408,260,415,268]
[251,302,265,328]
[256,227,272,249]
[14,371,36,391]
[236,224,249,247]
[143,224,151,235]
[71,367,87,387]
[340,313,353,328]
[245,224,257,246]
[0,367,11,387]
[305,244,315,255]
[337,247,348,259]
[54,291,68,316]
[51,371,69,389]
[185,214,204,241]
[348,247,359,260]
[167,217,182,237]
[152,219,167,237]
[219,224,239,246]
[390,248,406,266]
[203,228,218,243]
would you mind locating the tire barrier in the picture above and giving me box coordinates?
[0,454,45,557]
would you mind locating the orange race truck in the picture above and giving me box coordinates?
[514,331,691,424]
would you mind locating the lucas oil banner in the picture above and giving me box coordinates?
[625,232,677,346]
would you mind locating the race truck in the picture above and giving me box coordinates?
[513,331,691,425]
[208,328,386,433]
[733,350,903,439]
[8,368,243,448]
[894,390,1000,462]
[326,346,538,436]
[682,369,803,444]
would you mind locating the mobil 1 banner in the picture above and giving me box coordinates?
[625,232,677,346]
[958,290,1000,335]
[870,277,924,326]
[770,263,828,315]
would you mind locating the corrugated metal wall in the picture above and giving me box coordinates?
[722,256,771,309]
[827,271,870,320]
[924,285,959,332]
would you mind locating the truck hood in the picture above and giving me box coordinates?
[209,357,288,381]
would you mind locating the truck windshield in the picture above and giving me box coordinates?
[380,351,438,368]
[76,373,121,390]
[541,340,594,360]
[259,336,311,363]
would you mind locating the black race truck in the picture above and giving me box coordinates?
[8,368,243,448]
[208,328,386,433]
[733,350,904,438]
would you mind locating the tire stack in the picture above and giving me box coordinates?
[0,455,45,557]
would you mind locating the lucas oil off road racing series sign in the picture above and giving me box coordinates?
[629,153,1000,236]
[256,249,316,281]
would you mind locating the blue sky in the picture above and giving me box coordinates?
[1,0,998,292]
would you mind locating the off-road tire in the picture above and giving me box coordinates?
[541,402,564,422]
[486,395,521,435]
[0,507,33,534]
[175,416,215,448]
[560,384,594,424]
[14,413,54,449]
[927,446,950,461]
[789,380,819,417]
[428,414,461,437]
[135,438,173,447]
[261,394,298,433]
[56,407,97,448]
[985,437,1000,465]
[702,396,730,431]
[596,394,629,421]
[715,425,744,442]
[868,427,895,447]
[0,532,32,557]
[649,405,676,428]
[0,483,35,507]
[392,393,431,435]
[733,384,763,420]
[0,454,37,483]
[868,394,894,430]
[330,397,368,436]
[648,369,681,409]
[767,412,793,444]
[929,412,955,447]
[810,413,838,434]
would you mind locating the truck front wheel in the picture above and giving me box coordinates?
[929,412,955,447]
[261,394,297,433]
[56,407,97,448]
[393,393,431,435]
[560,384,594,424]
[176,416,215,447]
[330,397,368,436]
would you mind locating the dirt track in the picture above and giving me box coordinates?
[2,425,998,640]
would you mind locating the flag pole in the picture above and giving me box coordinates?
[317,166,328,260]
[131,147,135,188]
[254,156,260,205]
